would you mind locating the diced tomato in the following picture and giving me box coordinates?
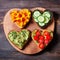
[36,30,40,36]
[44,31,50,36]
[34,35,38,40]
[39,43,44,49]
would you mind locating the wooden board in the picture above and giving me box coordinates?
[3,7,55,54]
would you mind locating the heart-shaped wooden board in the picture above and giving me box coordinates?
[3,7,55,54]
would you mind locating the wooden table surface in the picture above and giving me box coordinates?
[0,0,60,60]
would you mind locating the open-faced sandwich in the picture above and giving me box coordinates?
[32,9,53,28]
[31,29,53,50]
[10,9,31,28]
[8,29,30,49]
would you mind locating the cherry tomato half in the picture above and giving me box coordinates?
[44,31,50,36]
[39,43,45,49]
[36,30,40,36]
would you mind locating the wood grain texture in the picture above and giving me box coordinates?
[0,0,60,60]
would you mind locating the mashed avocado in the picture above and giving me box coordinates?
[8,29,30,49]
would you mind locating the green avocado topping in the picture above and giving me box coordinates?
[8,29,30,49]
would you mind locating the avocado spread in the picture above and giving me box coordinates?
[8,29,30,49]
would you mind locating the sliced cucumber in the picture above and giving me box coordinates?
[33,10,41,18]
[38,16,44,23]
[34,18,38,22]
[44,17,50,23]
[39,22,45,26]
[43,11,50,18]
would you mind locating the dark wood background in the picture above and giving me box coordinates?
[0,0,60,60]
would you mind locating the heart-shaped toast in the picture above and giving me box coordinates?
[32,10,53,28]
[10,9,31,28]
[31,29,53,50]
[8,29,30,49]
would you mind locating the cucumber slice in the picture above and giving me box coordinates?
[43,11,50,18]
[34,18,38,22]
[38,16,44,23]
[33,10,41,18]
[44,17,50,23]
[39,22,45,26]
